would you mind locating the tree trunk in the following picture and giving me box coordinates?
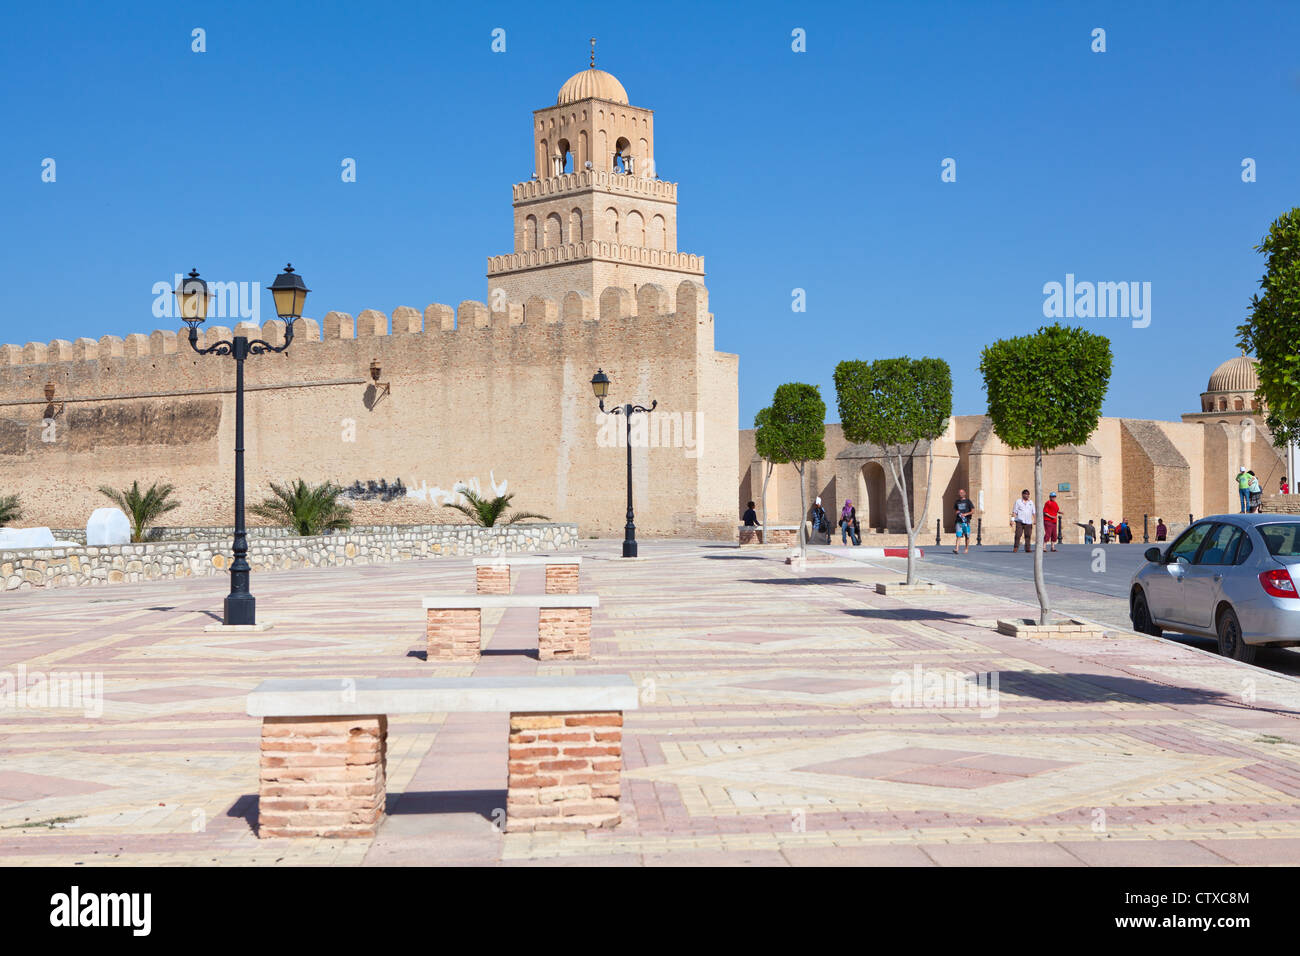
[760,461,772,543]
[796,462,807,561]
[1033,442,1049,625]
[885,450,917,585]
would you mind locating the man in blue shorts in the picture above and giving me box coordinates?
[953,489,974,554]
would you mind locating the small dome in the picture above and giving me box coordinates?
[557,68,628,105]
[1206,354,1260,393]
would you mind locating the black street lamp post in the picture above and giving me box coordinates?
[591,369,656,558]
[177,265,310,626]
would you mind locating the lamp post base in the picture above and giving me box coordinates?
[223,592,256,627]
[622,539,638,558]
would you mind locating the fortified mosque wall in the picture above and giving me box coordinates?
[0,60,741,539]
[0,281,736,537]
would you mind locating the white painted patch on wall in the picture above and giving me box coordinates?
[405,472,508,506]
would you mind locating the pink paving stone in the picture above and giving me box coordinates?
[879,765,1016,789]
[1192,838,1300,865]
[0,771,112,802]
[951,753,1078,776]
[107,684,248,704]
[226,639,339,651]
[734,677,880,694]
[1056,839,1233,866]
[922,842,1086,867]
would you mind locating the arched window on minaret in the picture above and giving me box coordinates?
[557,139,572,175]
[650,215,666,250]
[524,215,538,251]
[605,207,619,242]
[570,208,583,243]
[545,213,563,247]
[578,130,589,170]
[626,211,644,246]
[614,137,631,174]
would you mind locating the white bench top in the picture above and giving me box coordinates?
[247,676,638,716]
[472,555,582,567]
[422,593,599,609]
[738,524,799,530]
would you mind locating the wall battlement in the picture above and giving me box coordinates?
[511,170,678,203]
[487,242,703,277]
[0,280,711,373]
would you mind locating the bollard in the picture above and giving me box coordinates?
[1143,514,1149,543]
[1189,512,1194,526]
[976,518,982,546]
[936,519,941,547]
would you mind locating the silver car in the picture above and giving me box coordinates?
[1129,513,1300,663]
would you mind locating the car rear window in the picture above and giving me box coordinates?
[1259,523,1300,556]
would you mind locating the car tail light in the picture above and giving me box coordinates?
[1259,568,1300,599]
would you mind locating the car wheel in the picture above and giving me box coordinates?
[1216,606,1257,664]
[1131,591,1161,637]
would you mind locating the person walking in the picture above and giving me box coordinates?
[1117,518,1133,544]
[953,489,975,554]
[839,499,861,546]
[1042,492,1061,552]
[809,501,830,544]
[742,500,758,527]
[1079,519,1096,544]
[1238,466,1252,513]
[1282,476,1290,496]
[1155,518,1167,542]
[1011,489,1035,553]
[1248,471,1262,513]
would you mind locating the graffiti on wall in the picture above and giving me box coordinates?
[405,471,508,507]
[340,478,408,502]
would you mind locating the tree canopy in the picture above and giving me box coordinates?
[833,357,952,449]
[979,325,1112,450]
[764,383,826,465]
[1237,207,1300,446]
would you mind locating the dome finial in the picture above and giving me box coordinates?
[590,36,596,68]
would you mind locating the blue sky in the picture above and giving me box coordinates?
[3,0,1298,427]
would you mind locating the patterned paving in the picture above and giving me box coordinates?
[2,541,1300,865]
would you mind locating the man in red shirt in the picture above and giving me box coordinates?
[1042,492,1061,552]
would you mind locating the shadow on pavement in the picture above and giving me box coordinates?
[741,577,860,586]
[387,789,504,821]
[995,670,1300,715]
[843,607,970,621]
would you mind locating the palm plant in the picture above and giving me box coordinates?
[0,494,21,527]
[252,479,352,536]
[97,481,180,542]
[441,489,548,527]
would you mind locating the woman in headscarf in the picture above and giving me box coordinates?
[840,499,861,546]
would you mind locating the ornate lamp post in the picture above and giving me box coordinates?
[177,264,309,625]
[591,369,656,558]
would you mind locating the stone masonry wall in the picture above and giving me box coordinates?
[1,523,578,591]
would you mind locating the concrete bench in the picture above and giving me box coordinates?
[422,594,600,661]
[738,524,799,546]
[248,675,638,838]
[472,555,582,594]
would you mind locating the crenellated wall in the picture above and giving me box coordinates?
[0,280,738,539]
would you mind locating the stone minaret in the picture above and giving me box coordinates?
[487,46,705,306]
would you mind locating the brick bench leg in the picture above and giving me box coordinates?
[258,715,387,838]
[537,606,591,660]
[426,607,482,661]
[506,711,623,832]
[476,565,511,594]
[544,564,580,594]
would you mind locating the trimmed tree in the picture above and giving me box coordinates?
[1237,207,1300,446]
[980,324,1112,624]
[834,357,953,585]
[752,406,777,537]
[764,383,827,559]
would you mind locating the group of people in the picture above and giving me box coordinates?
[741,497,865,546]
[1236,467,1282,513]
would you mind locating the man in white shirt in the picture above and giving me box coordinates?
[1011,489,1035,553]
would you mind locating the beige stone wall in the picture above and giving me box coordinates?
[0,282,736,539]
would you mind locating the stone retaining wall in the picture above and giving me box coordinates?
[2,523,578,591]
